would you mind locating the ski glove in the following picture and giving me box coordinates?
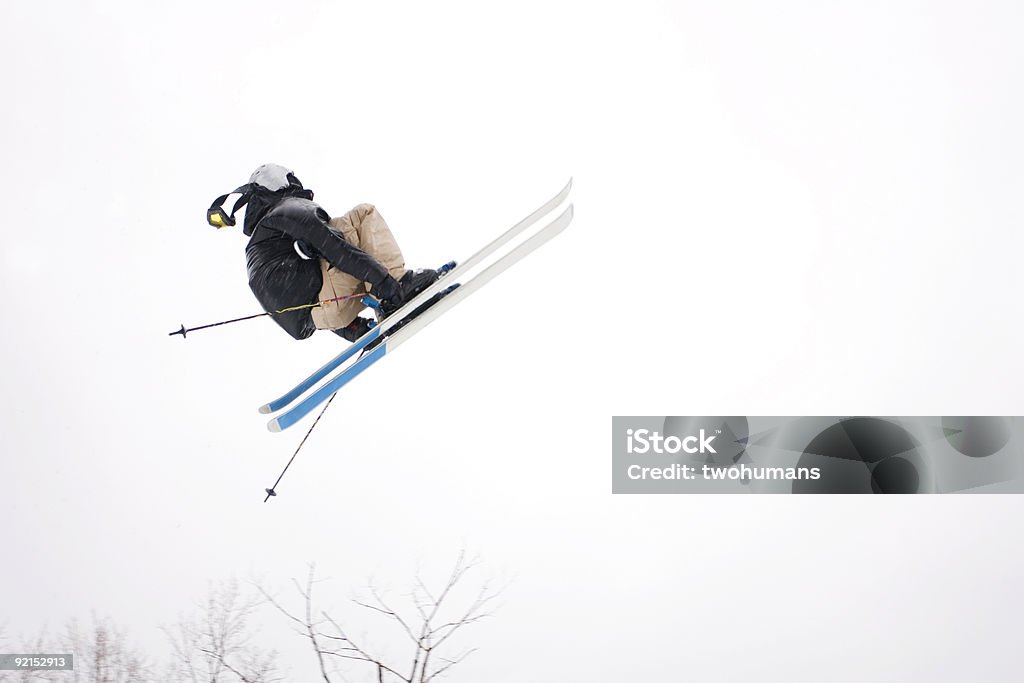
[370,274,403,307]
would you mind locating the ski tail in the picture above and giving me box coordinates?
[267,344,387,432]
[258,325,381,414]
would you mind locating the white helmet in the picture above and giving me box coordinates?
[249,163,297,192]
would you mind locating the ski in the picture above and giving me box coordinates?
[266,203,574,432]
[258,178,573,416]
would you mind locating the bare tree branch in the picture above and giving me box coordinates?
[319,612,409,682]
[267,552,498,683]
[164,579,279,683]
[423,648,477,683]
[259,564,335,683]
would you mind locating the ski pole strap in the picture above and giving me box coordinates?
[272,292,373,315]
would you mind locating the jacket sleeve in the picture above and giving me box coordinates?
[263,200,391,286]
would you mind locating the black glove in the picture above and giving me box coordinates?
[370,274,403,308]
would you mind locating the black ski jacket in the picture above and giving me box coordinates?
[244,192,391,340]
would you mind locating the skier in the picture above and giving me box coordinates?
[206,164,441,342]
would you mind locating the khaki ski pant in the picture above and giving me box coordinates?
[310,204,406,331]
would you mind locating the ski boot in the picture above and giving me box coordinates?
[379,268,443,319]
[373,282,461,343]
[332,316,377,343]
[364,283,460,352]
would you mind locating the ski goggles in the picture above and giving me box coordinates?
[206,184,254,229]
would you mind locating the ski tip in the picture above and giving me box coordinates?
[553,203,574,231]
[267,418,283,433]
[258,403,272,415]
[559,178,573,202]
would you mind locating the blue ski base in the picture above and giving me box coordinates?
[267,343,387,432]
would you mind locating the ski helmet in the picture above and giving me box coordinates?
[249,163,298,192]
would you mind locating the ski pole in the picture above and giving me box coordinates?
[264,392,337,502]
[169,293,379,338]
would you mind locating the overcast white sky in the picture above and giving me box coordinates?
[2,1,1023,680]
